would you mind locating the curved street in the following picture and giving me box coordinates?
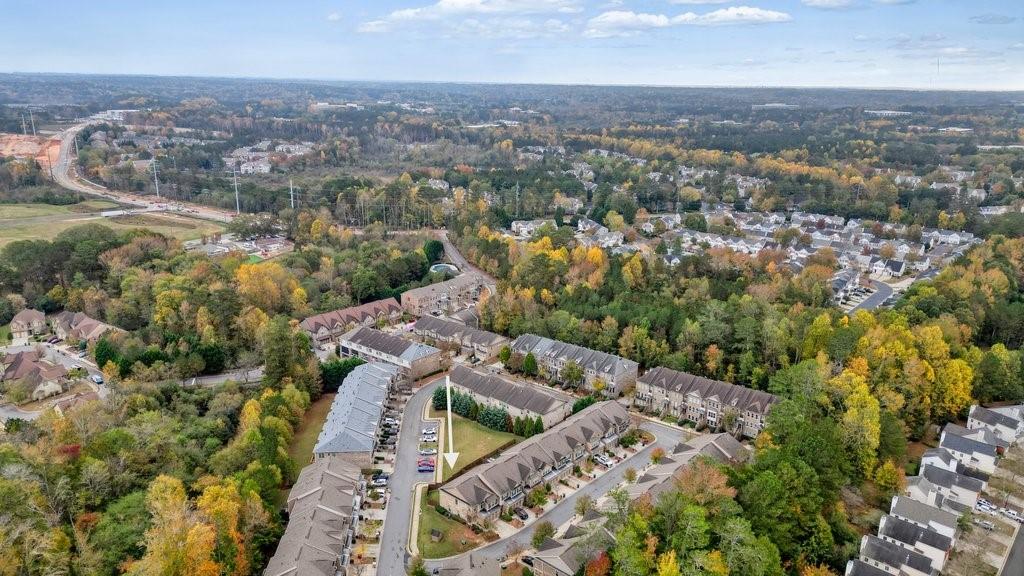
[374,378,687,575]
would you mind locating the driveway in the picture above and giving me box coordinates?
[851,279,894,312]
[419,416,686,570]
[377,375,445,576]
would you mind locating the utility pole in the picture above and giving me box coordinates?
[21,115,27,135]
[152,160,161,199]
[289,179,295,209]
[232,167,241,214]
[28,109,36,136]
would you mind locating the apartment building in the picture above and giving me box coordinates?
[633,366,779,438]
[412,315,509,360]
[337,327,442,380]
[299,298,403,344]
[401,274,487,317]
[448,365,573,429]
[439,402,631,523]
[262,456,363,576]
[510,334,638,396]
[313,362,400,468]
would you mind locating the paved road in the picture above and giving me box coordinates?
[418,415,686,571]
[1003,523,1024,576]
[378,375,445,576]
[0,343,104,421]
[850,279,894,312]
[52,123,235,222]
[436,230,497,293]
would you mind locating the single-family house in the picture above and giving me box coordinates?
[9,309,46,340]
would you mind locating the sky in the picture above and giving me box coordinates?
[2,0,1023,90]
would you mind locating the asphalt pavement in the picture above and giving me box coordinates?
[377,375,445,576]
[417,415,686,571]
[1003,524,1024,576]
[850,279,895,312]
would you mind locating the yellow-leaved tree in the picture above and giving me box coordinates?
[130,475,220,576]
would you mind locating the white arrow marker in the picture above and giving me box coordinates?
[443,375,460,469]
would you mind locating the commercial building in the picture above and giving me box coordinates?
[510,334,638,396]
[448,365,573,429]
[313,362,400,467]
[263,456,363,576]
[439,402,631,523]
[412,315,508,360]
[299,298,403,345]
[401,274,487,317]
[633,366,779,438]
[337,327,442,380]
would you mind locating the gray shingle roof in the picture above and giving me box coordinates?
[340,326,440,362]
[441,402,630,507]
[890,496,959,531]
[511,334,638,380]
[414,316,508,349]
[449,365,570,417]
[878,514,952,552]
[264,456,362,576]
[940,428,997,457]
[314,363,399,456]
[639,366,779,415]
[860,535,936,575]
[971,405,1021,429]
[921,463,984,493]
[845,560,892,576]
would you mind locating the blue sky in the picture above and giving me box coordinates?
[2,0,1023,89]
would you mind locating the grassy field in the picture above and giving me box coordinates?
[0,199,120,219]
[0,210,225,247]
[288,393,335,470]
[430,407,519,480]
[417,489,485,558]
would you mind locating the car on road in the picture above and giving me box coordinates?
[514,508,529,521]
[419,448,437,456]
[90,374,104,385]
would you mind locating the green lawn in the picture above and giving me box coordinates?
[417,489,485,558]
[288,393,335,469]
[0,200,119,219]
[0,211,226,248]
[430,408,519,480]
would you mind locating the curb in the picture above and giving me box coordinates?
[408,482,429,557]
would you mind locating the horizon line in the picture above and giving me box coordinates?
[3,70,1024,95]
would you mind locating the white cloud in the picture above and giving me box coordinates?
[584,6,791,38]
[669,0,734,4]
[1011,42,1024,51]
[326,12,342,22]
[358,20,390,33]
[874,0,915,4]
[802,0,855,8]
[359,0,580,34]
